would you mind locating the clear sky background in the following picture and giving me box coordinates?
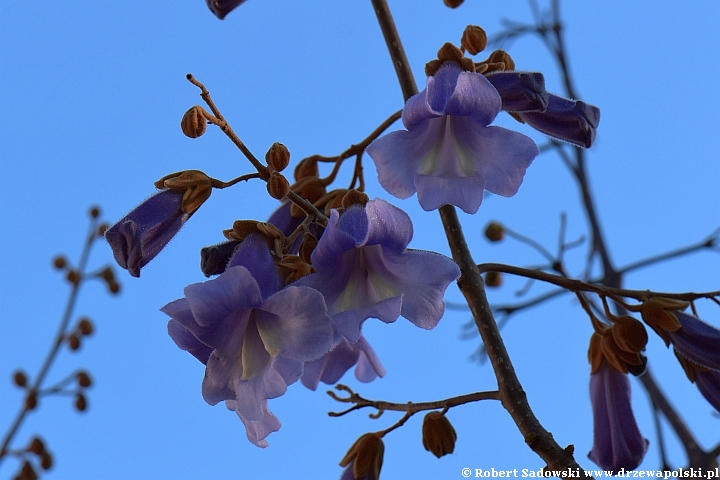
[1,1,719,479]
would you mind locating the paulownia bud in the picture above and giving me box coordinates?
[294,157,319,181]
[39,451,53,470]
[224,220,260,242]
[484,222,505,242]
[267,172,290,200]
[181,106,208,138]
[75,393,87,412]
[484,271,502,288]
[339,433,384,480]
[28,436,45,455]
[266,142,290,173]
[76,371,92,388]
[611,316,648,354]
[13,370,28,388]
[78,318,94,336]
[461,25,487,55]
[341,189,369,209]
[422,411,457,458]
[443,0,464,8]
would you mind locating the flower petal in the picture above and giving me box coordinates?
[671,312,720,370]
[255,285,333,361]
[415,173,486,214]
[486,71,548,112]
[519,94,600,148]
[167,319,212,364]
[364,199,413,254]
[206,0,248,20]
[226,234,281,300]
[226,399,281,448]
[694,368,720,412]
[443,70,502,126]
[588,363,648,471]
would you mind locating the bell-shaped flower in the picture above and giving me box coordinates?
[105,189,188,278]
[670,312,720,371]
[588,362,649,471]
[162,234,334,447]
[206,0,247,19]
[301,334,385,391]
[367,62,540,214]
[294,199,460,342]
[517,94,600,148]
[485,71,549,113]
[674,349,720,412]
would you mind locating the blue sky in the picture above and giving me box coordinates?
[1,1,718,479]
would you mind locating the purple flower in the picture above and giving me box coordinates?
[588,362,648,471]
[294,199,460,342]
[518,94,600,148]
[301,335,385,391]
[694,367,720,412]
[367,62,539,214]
[206,0,247,19]
[105,189,188,278]
[670,312,720,371]
[162,234,334,447]
[485,71,549,113]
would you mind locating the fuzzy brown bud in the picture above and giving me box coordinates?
[294,158,319,181]
[180,105,208,138]
[443,0,464,8]
[89,206,101,219]
[640,297,685,346]
[422,411,457,458]
[154,170,214,216]
[52,255,67,270]
[266,142,290,173]
[13,370,28,388]
[484,271,502,288]
[611,316,648,354]
[66,270,81,285]
[75,393,87,412]
[40,451,53,470]
[25,391,38,411]
[299,233,318,265]
[437,42,464,64]
[340,433,384,480]
[18,461,37,480]
[341,189,370,209]
[78,318,94,336]
[461,25,487,55]
[484,222,505,242]
[28,437,45,455]
[67,335,81,351]
[108,281,121,294]
[267,172,290,200]
[487,50,515,71]
[76,371,93,388]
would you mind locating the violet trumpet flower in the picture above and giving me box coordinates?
[367,62,539,214]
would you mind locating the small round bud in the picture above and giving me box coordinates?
[611,316,648,354]
[89,206,101,219]
[293,158,319,181]
[180,106,207,138]
[40,451,53,470]
[13,370,28,387]
[25,391,38,411]
[422,411,457,458]
[75,393,87,412]
[52,256,67,270]
[267,172,290,200]
[76,371,93,388]
[78,318,94,336]
[443,0,464,8]
[28,436,45,455]
[18,461,36,480]
[67,335,81,351]
[108,281,121,294]
[437,42,464,64]
[97,223,109,236]
[461,25,487,55]
[485,271,502,287]
[265,142,291,173]
[484,222,505,242]
[66,270,81,285]
[487,50,515,71]
[341,189,369,209]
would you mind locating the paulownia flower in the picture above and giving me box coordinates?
[588,362,649,471]
[294,199,460,342]
[517,94,600,148]
[367,61,540,214]
[105,189,188,278]
[670,312,720,371]
[301,335,385,391]
[162,234,334,447]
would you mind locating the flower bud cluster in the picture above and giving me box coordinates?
[588,314,648,375]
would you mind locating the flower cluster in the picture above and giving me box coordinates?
[157,199,459,446]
